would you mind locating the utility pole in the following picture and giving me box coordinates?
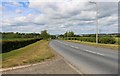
[89,1,99,44]
[67,31,68,40]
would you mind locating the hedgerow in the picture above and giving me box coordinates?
[2,38,42,53]
[65,37,116,44]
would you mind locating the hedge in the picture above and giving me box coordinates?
[65,37,116,44]
[2,38,42,53]
[99,37,116,44]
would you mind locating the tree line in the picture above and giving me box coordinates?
[1,30,52,39]
[58,31,120,38]
[57,31,119,44]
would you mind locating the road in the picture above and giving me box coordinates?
[49,40,118,74]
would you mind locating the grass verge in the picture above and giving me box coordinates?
[2,40,54,68]
[65,40,119,50]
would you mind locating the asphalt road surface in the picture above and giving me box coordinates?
[49,40,118,74]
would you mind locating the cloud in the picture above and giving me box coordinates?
[2,0,118,34]
[15,9,24,13]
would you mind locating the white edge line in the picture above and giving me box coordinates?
[63,59,83,74]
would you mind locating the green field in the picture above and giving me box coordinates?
[0,38,37,43]
[1,38,36,41]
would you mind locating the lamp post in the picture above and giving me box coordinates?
[89,1,99,44]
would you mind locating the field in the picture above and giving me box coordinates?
[1,40,54,68]
[1,38,41,42]
[1,38,35,41]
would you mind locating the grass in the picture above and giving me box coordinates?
[115,37,120,44]
[0,38,38,43]
[66,40,119,50]
[1,38,37,41]
[2,40,54,68]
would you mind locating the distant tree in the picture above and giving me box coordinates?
[51,35,56,39]
[64,32,68,37]
[2,32,41,38]
[58,34,64,37]
[64,31,74,37]
[69,31,74,37]
[40,30,50,39]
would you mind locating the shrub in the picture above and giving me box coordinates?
[65,37,116,44]
[79,37,116,44]
[99,37,116,44]
[79,37,96,42]
[2,38,42,53]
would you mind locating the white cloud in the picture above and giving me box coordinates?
[99,14,118,26]
[2,1,118,34]
[15,9,24,13]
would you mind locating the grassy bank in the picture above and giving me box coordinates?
[2,40,54,68]
[66,40,119,50]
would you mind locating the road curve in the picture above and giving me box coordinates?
[49,40,118,74]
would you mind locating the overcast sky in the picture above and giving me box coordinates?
[1,0,119,34]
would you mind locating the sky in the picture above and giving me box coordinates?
[1,0,119,35]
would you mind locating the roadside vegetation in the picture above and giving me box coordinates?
[66,40,119,50]
[2,38,42,53]
[1,30,119,68]
[1,30,56,68]
[58,31,120,50]
[1,30,54,53]
[2,40,54,68]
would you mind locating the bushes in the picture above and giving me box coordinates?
[99,37,116,44]
[2,38,42,53]
[66,37,116,44]
[79,37,96,42]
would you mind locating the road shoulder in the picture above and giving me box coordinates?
[2,47,79,74]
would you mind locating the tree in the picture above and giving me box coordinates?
[69,31,74,37]
[40,30,50,39]
[64,32,68,37]
[64,31,74,37]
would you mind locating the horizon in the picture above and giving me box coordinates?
[1,31,119,35]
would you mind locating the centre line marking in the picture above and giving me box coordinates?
[57,41,104,56]
[84,49,104,56]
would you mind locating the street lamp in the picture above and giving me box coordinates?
[89,1,99,44]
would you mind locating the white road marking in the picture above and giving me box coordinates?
[70,45,75,48]
[74,47,79,49]
[57,40,104,56]
[65,44,68,45]
[83,49,104,56]
[64,59,83,74]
